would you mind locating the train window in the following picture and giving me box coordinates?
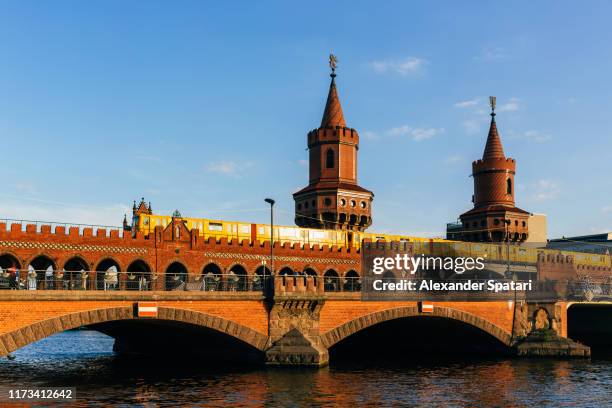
[258,227,265,234]
[280,227,299,237]
[310,230,327,239]
[209,223,223,231]
[240,225,250,234]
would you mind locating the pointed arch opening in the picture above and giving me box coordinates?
[0,253,22,289]
[343,270,360,291]
[323,269,340,292]
[127,259,152,291]
[165,262,187,291]
[227,264,247,291]
[27,255,56,290]
[96,258,121,291]
[62,256,89,290]
[201,263,222,291]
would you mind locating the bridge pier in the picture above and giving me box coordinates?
[512,301,590,357]
[265,296,329,366]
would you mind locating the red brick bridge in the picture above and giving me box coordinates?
[0,221,604,365]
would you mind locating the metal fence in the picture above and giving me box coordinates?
[0,270,365,293]
[0,271,273,292]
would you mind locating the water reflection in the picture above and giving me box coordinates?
[0,330,611,407]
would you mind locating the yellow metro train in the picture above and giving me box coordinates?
[135,213,611,268]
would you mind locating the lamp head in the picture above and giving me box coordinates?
[264,198,275,206]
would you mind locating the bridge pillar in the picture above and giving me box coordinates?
[265,296,328,366]
[514,301,590,357]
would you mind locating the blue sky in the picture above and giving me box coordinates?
[1,1,611,238]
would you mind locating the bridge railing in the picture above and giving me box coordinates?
[0,270,273,292]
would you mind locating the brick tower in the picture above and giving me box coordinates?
[449,97,529,242]
[293,55,373,231]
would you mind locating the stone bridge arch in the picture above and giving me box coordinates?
[320,306,512,349]
[0,306,268,357]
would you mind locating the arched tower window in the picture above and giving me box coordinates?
[326,149,334,169]
[507,178,512,195]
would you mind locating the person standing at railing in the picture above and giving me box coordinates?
[14,268,21,290]
[7,267,16,289]
[138,275,147,291]
[45,265,54,290]
[27,266,37,290]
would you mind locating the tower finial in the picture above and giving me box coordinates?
[329,53,338,78]
[489,96,496,121]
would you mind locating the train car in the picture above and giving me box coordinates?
[136,211,611,269]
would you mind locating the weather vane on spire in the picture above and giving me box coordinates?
[329,53,338,76]
[489,96,496,119]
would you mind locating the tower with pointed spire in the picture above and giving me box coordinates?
[293,55,373,232]
[448,97,530,242]
[129,197,153,234]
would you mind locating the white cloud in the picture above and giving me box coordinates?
[362,130,380,140]
[370,57,428,76]
[507,129,552,143]
[206,160,252,177]
[602,206,612,213]
[454,98,481,108]
[387,125,444,141]
[522,130,552,143]
[530,179,561,202]
[497,97,520,112]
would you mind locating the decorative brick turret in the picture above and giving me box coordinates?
[449,97,530,243]
[293,55,374,233]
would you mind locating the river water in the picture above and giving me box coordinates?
[1,330,611,407]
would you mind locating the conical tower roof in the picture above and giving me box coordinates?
[320,74,346,128]
[482,113,505,160]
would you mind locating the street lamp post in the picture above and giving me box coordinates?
[264,198,275,288]
[504,219,512,279]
